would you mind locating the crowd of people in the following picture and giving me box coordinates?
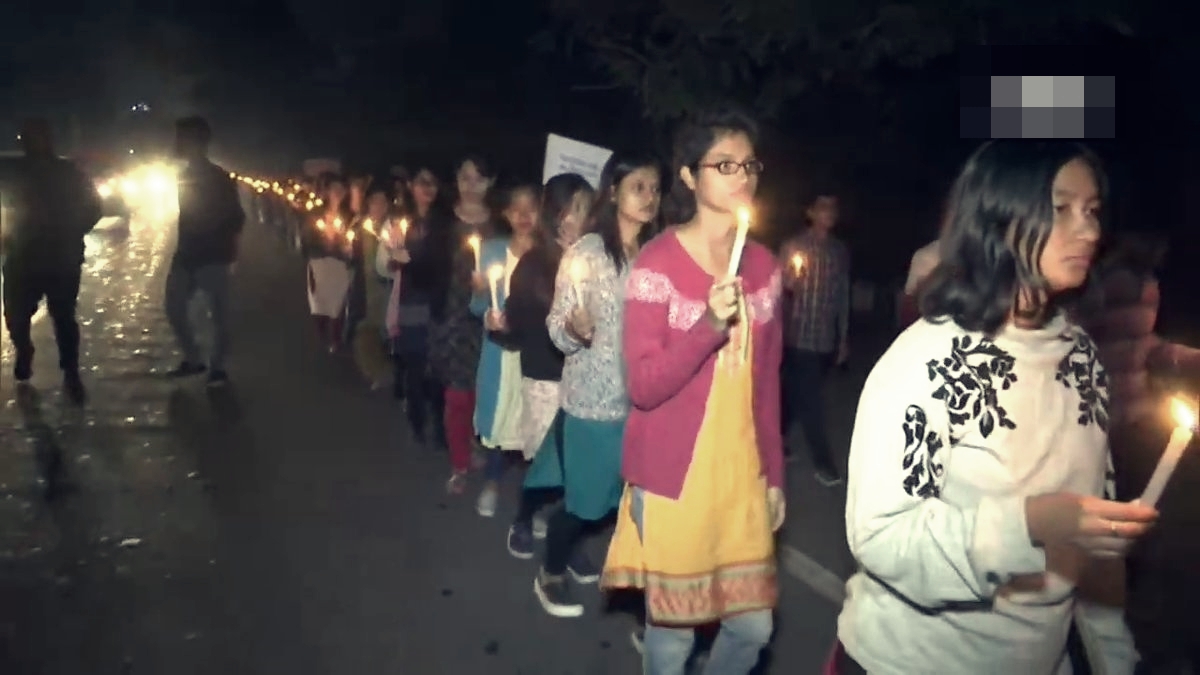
[5,108,1200,673]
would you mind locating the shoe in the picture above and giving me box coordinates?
[533,571,584,618]
[476,484,498,518]
[506,523,535,560]
[167,361,206,378]
[815,467,844,487]
[63,371,86,406]
[567,547,600,585]
[532,512,548,540]
[206,370,229,387]
[445,471,467,495]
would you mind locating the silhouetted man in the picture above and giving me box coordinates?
[1,118,101,404]
[165,116,244,386]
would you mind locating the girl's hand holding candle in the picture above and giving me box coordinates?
[1137,396,1198,507]
[726,206,752,280]
[487,263,504,313]
[568,257,588,307]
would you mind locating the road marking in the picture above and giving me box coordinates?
[780,545,847,605]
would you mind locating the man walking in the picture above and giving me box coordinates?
[2,118,102,404]
[779,192,851,486]
[164,117,244,386]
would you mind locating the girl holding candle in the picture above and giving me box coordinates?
[349,184,393,390]
[833,141,1158,675]
[536,152,663,618]
[301,173,356,353]
[429,156,500,493]
[599,109,781,672]
[382,165,449,448]
[471,184,540,517]
[500,172,594,559]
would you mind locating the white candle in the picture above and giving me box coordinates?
[727,206,751,279]
[569,258,587,307]
[1138,397,1197,507]
[487,264,504,312]
[468,235,482,272]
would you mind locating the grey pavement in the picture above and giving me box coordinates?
[0,203,842,675]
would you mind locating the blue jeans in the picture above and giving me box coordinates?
[631,488,774,675]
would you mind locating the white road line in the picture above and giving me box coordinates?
[780,545,847,605]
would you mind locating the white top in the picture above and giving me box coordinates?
[838,315,1138,675]
[903,239,940,294]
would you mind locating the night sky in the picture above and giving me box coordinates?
[1,1,1196,326]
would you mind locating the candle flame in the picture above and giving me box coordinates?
[316,219,326,230]
[333,218,343,229]
[467,234,481,250]
[363,218,374,234]
[487,264,504,282]
[1171,396,1197,431]
[790,253,804,273]
[569,258,587,282]
[736,206,752,228]
[399,218,409,235]
[346,230,356,242]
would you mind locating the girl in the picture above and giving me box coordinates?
[302,174,356,353]
[429,156,499,493]
[536,153,663,619]
[600,109,783,673]
[381,165,448,447]
[834,141,1154,674]
[473,184,540,517]
[351,185,395,389]
[502,172,595,559]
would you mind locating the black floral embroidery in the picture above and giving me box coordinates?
[1055,330,1110,431]
[925,335,1018,439]
[902,405,946,498]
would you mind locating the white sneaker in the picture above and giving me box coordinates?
[476,485,498,518]
[532,512,548,539]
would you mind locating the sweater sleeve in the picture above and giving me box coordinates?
[845,335,1047,608]
[753,269,785,489]
[623,264,728,411]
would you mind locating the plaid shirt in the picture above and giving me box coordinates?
[779,229,850,353]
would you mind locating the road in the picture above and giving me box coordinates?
[0,202,845,674]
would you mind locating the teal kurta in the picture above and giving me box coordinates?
[470,236,514,443]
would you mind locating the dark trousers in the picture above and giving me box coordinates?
[2,261,83,374]
[397,328,445,446]
[781,347,835,471]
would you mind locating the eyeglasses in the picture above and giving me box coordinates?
[698,160,764,176]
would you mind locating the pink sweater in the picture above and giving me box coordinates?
[622,231,785,499]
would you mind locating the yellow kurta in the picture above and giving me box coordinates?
[601,317,777,625]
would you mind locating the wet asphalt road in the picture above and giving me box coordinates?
[0,201,842,674]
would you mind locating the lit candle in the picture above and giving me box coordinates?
[569,257,587,306]
[790,252,805,275]
[487,263,504,312]
[1138,397,1197,507]
[333,218,343,231]
[362,218,374,235]
[467,234,482,271]
[345,229,356,243]
[305,200,314,211]
[316,218,326,231]
[727,206,752,279]
[399,218,409,239]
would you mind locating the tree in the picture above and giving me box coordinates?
[536,0,1140,123]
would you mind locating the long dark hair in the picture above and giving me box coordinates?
[532,173,593,303]
[920,140,1108,335]
[662,106,759,226]
[587,152,662,273]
